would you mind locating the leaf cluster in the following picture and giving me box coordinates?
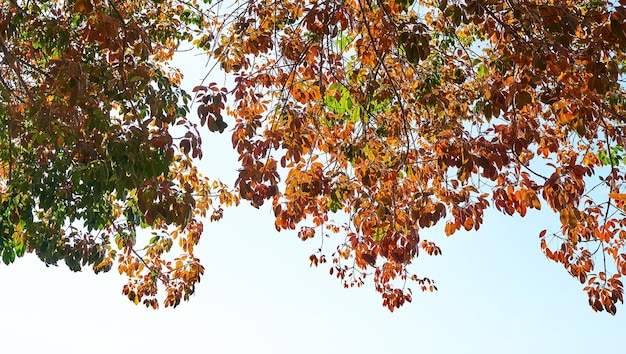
[0,0,236,308]
[194,0,626,313]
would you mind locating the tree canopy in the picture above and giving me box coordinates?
[3,0,626,314]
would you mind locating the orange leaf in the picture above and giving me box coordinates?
[444,221,456,236]
[609,193,626,201]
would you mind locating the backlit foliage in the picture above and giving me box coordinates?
[0,0,237,308]
[193,0,626,313]
[5,0,626,314]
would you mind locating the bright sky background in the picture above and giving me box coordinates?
[2,41,626,354]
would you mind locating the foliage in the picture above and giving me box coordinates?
[5,0,626,315]
[0,0,237,308]
[193,0,626,314]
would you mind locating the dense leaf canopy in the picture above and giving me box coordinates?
[3,0,626,314]
[0,0,237,308]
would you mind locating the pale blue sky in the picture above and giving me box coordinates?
[2,206,625,353]
[1,46,625,354]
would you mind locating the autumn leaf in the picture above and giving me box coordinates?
[6,0,626,315]
[199,0,626,314]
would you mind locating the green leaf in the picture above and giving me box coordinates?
[477,64,489,79]
[349,104,361,123]
[328,190,343,212]
[2,248,15,265]
[14,241,25,257]
[335,34,353,52]
[373,228,385,241]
